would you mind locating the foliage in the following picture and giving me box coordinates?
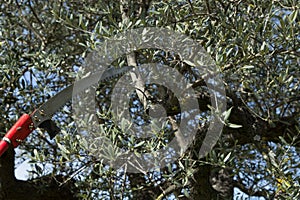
[0,0,299,199]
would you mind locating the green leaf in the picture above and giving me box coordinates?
[223,107,233,121]
[79,14,83,26]
[183,60,196,67]
[289,10,298,22]
[134,141,145,148]
[58,143,70,154]
[228,123,243,128]
[241,65,254,70]
[179,160,184,169]
[223,152,231,163]
[33,149,40,160]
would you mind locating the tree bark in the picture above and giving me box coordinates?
[190,165,233,200]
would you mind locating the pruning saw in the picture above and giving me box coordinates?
[0,66,133,157]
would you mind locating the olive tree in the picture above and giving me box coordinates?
[0,0,299,199]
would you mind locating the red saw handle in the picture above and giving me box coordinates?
[0,114,35,157]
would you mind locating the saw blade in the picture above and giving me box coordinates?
[31,66,133,127]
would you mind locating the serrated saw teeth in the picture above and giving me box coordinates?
[32,65,133,129]
[0,65,134,156]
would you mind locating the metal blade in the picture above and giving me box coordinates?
[31,66,133,128]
